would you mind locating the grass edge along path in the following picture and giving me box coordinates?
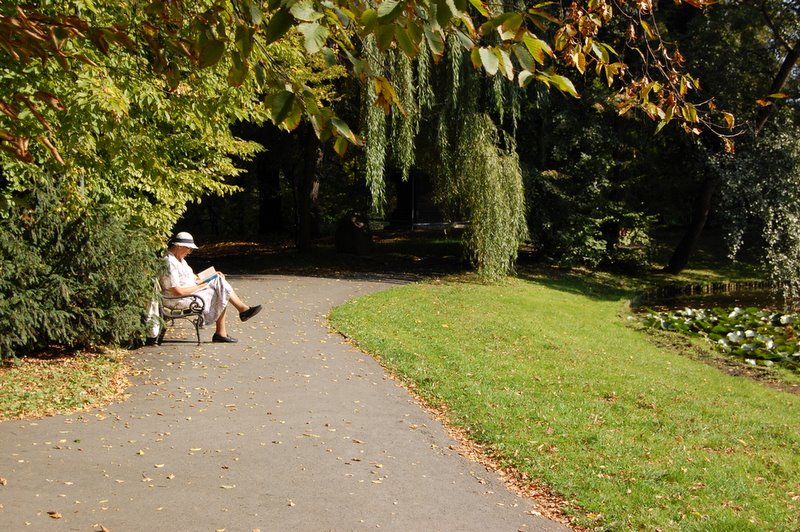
[328,274,800,531]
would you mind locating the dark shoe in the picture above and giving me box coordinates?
[239,305,262,322]
[212,333,238,343]
[144,337,158,346]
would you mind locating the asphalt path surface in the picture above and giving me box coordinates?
[1,275,568,531]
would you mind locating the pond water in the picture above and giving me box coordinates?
[635,283,796,312]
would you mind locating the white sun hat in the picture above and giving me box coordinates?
[170,231,199,249]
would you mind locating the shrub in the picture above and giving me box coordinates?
[0,185,160,359]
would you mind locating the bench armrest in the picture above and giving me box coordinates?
[160,293,205,317]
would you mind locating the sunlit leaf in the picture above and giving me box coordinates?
[497,48,514,80]
[377,0,405,23]
[299,22,329,54]
[424,26,445,58]
[467,0,489,17]
[333,135,349,156]
[548,73,579,97]
[469,46,481,69]
[290,0,324,22]
[522,34,552,64]
[478,47,499,75]
[518,69,534,87]
[331,117,358,143]
[722,111,735,129]
[498,13,523,40]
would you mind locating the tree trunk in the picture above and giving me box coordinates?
[754,39,800,135]
[294,126,322,252]
[663,175,718,274]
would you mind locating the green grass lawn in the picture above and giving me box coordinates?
[329,271,800,530]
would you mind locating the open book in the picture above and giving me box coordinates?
[197,266,219,283]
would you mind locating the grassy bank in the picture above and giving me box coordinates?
[329,271,800,530]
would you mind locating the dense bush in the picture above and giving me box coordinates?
[525,168,654,270]
[0,186,161,359]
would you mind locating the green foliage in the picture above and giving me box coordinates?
[715,126,800,296]
[0,1,329,236]
[0,185,160,359]
[520,95,656,270]
[526,167,655,269]
[446,114,528,281]
[361,37,389,213]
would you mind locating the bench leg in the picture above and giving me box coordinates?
[193,317,202,345]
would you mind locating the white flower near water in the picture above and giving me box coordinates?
[727,331,745,343]
[729,307,744,319]
[754,334,773,347]
[780,314,795,325]
[745,330,756,338]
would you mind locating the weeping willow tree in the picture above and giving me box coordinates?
[716,123,800,301]
[360,30,528,281]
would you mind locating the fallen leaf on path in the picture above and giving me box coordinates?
[48,511,62,519]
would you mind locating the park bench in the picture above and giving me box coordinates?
[147,280,205,345]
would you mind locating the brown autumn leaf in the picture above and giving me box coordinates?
[48,511,62,519]
[0,477,7,486]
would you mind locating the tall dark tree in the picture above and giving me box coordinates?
[660,0,800,273]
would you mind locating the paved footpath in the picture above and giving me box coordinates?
[1,275,568,532]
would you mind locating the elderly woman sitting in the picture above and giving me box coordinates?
[160,232,261,343]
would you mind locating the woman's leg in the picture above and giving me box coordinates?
[228,291,248,313]
[215,306,228,337]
